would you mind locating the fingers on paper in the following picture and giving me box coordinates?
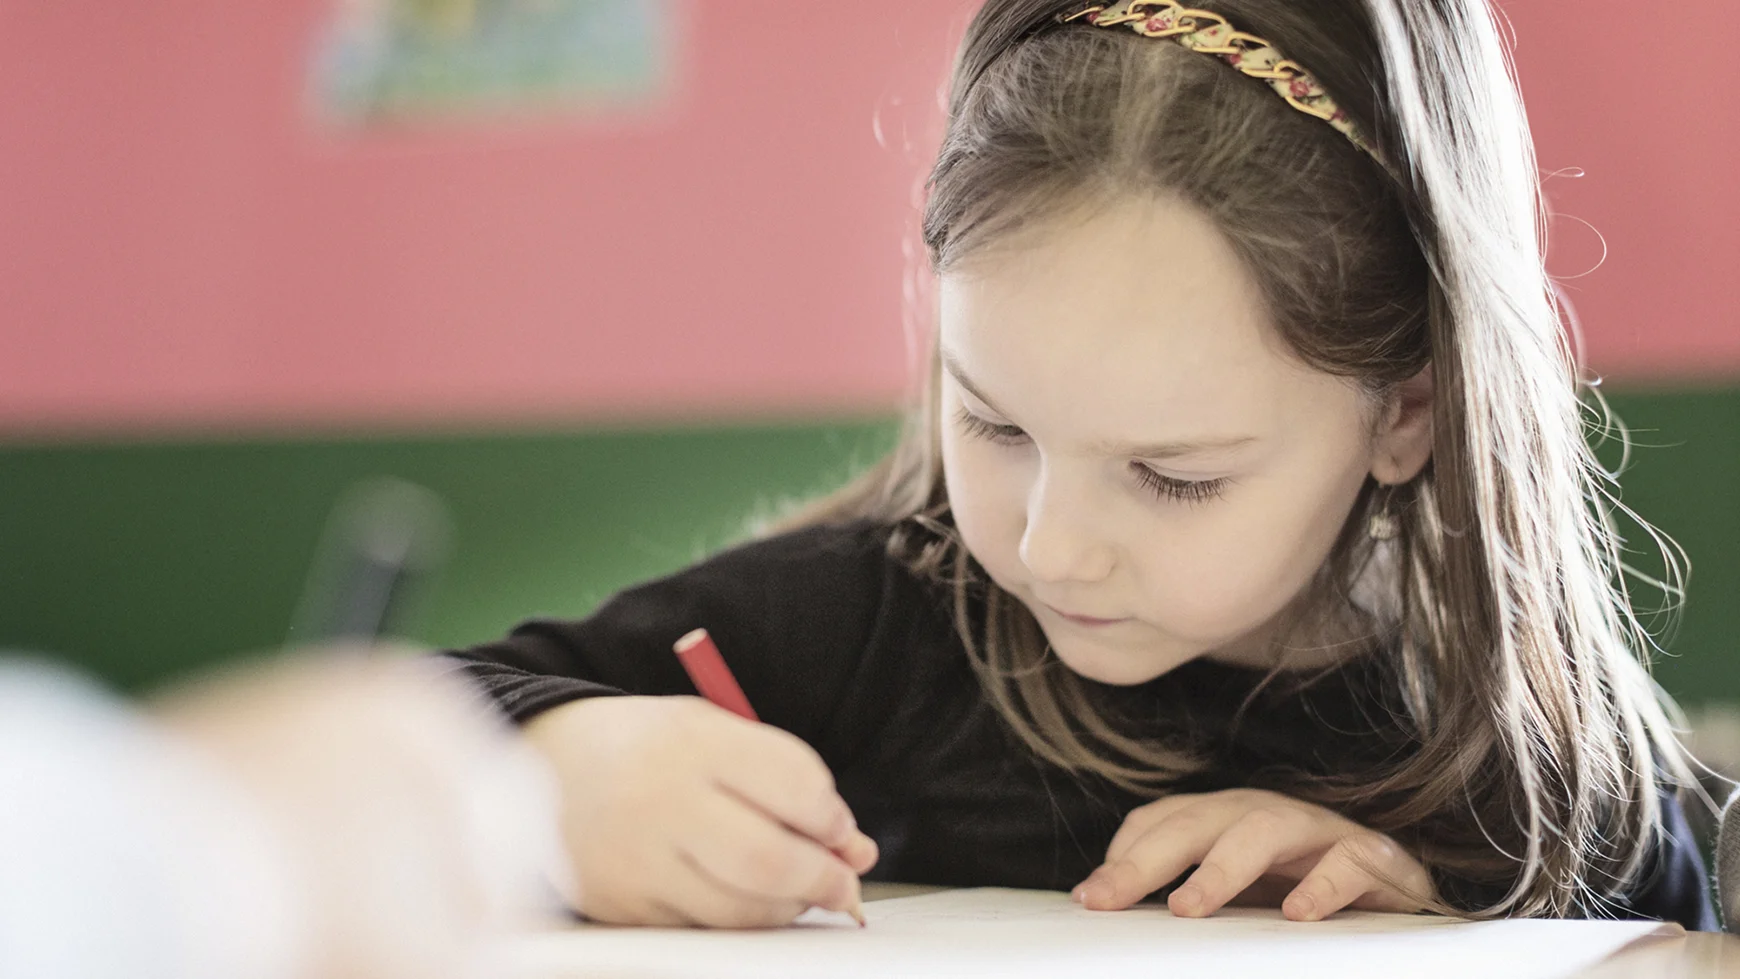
[706,718,861,852]
[600,846,811,930]
[1080,798,1232,911]
[1086,799,1319,914]
[1081,789,1434,921]
[1168,805,1323,917]
[1103,793,1196,866]
[1284,835,1432,922]
[680,792,863,914]
[668,854,815,929]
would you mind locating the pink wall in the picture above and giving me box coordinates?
[1517,0,1740,380]
[2,1,1735,438]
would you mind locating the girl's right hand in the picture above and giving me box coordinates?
[524,695,879,928]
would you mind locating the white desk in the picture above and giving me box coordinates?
[860,883,1740,978]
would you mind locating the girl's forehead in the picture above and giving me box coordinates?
[943,196,1276,345]
[940,201,1295,400]
[937,196,1366,444]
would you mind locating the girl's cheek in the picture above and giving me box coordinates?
[1135,520,1295,641]
[942,439,1030,564]
[1156,570,1261,639]
[1135,549,1233,636]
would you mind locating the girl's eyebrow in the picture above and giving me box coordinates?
[942,351,1016,419]
[1094,434,1257,461]
[942,351,1256,460]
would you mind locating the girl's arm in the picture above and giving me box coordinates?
[442,519,903,753]
[1430,785,1716,929]
[440,519,913,927]
[1611,787,1717,931]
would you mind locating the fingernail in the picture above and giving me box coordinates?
[1072,867,1107,904]
[1080,881,1114,908]
[1172,884,1203,915]
[1286,893,1318,920]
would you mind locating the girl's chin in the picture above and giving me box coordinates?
[1046,635,1196,687]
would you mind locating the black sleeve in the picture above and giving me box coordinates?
[440,520,915,757]
[1433,787,1718,931]
[1614,788,1718,931]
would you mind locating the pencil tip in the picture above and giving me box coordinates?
[850,905,867,928]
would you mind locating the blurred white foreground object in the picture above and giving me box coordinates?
[0,651,568,979]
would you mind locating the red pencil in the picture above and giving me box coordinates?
[673,628,760,722]
[671,627,867,927]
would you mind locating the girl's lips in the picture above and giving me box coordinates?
[1043,603,1130,627]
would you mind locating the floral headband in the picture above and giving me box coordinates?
[1060,1,1386,169]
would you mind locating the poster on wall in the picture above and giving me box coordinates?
[310,0,675,126]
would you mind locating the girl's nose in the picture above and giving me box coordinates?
[1018,471,1115,584]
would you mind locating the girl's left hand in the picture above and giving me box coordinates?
[1075,788,1434,921]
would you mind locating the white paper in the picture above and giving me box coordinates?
[506,887,1682,979]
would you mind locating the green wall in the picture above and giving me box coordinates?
[1594,387,1740,701]
[0,418,899,692]
[1,386,1734,701]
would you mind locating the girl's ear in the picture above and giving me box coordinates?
[1371,366,1434,484]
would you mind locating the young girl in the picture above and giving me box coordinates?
[446,0,1716,930]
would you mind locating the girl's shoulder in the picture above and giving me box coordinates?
[447,517,967,742]
[712,517,902,570]
[685,516,961,612]
[664,518,930,608]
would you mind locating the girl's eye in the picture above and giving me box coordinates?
[1130,463,1227,505]
[955,407,1029,446]
[957,407,1226,505]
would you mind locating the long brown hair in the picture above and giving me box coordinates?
[779,0,1697,918]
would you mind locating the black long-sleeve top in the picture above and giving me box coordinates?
[443,519,1716,930]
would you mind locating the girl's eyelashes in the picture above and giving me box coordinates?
[1131,463,1228,505]
[956,407,1230,506]
[954,407,1029,445]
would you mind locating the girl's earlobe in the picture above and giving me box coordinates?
[1372,365,1435,484]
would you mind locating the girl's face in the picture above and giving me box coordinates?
[939,194,1397,685]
